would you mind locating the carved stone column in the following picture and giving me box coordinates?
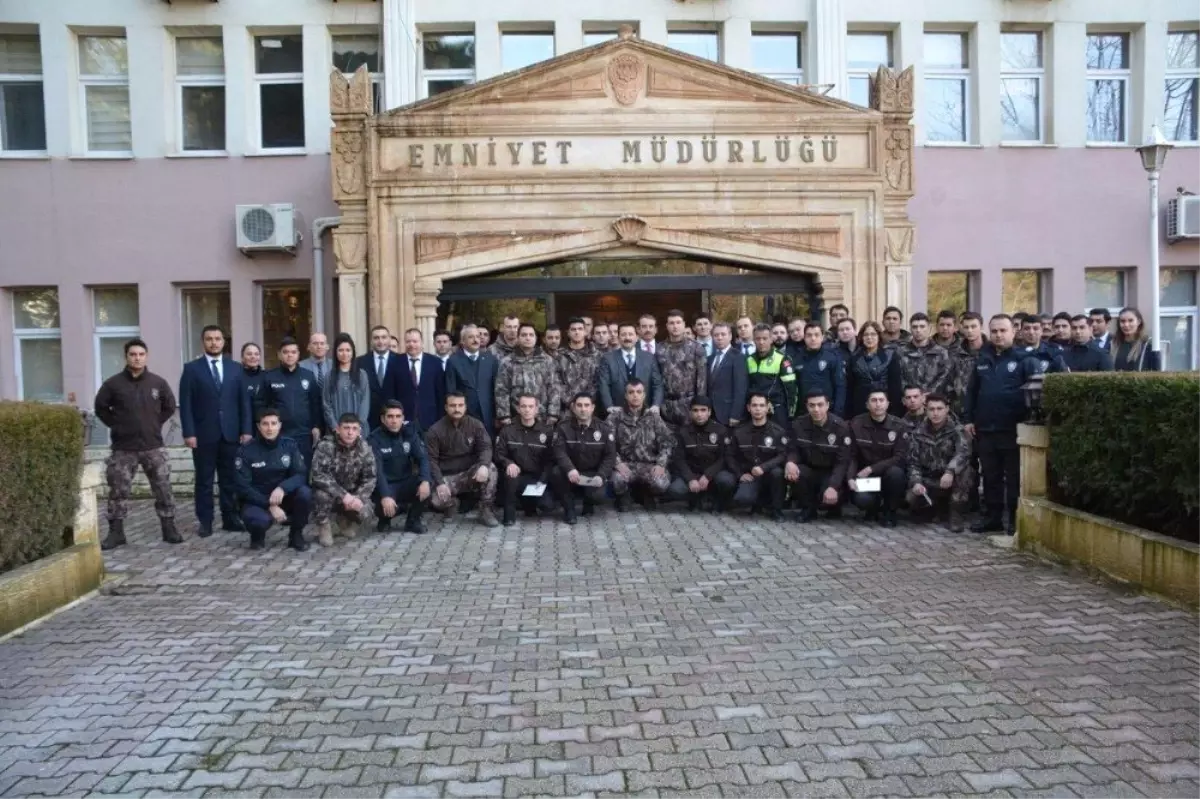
[871,66,916,315]
[412,277,442,344]
[329,65,372,346]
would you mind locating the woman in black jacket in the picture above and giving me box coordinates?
[240,342,268,404]
[847,321,903,419]
[1111,307,1161,372]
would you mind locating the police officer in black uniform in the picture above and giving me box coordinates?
[727,392,789,520]
[495,394,554,526]
[549,392,617,524]
[258,337,323,468]
[367,400,432,534]
[787,388,853,522]
[963,314,1043,535]
[666,396,736,511]
[846,389,910,527]
[234,408,311,551]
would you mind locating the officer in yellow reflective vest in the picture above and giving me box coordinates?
[746,324,796,428]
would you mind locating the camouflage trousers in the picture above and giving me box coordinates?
[431,465,498,510]
[660,397,694,427]
[907,466,976,510]
[106,448,175,521]
[611,462,671,496]
[312,489,375,526]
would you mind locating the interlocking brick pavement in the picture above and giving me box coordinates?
[0,501,1197,798]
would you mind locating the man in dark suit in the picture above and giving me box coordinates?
[707,322,749,426]
[356,325,403,430]
[445,323,498,431]
[397,328,446,432]
[597,322,663,416]
[178,324,252,536]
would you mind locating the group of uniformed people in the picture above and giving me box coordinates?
[92,300,1152,551]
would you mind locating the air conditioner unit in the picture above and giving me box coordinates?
[1167,196,1200,242]
[236,204,300,254]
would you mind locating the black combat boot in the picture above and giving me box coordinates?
[615,494,632,512]
[581,499,595,517]
[971,517,1005,534]
[880,509,898,528]
[404,502,427,534]
[249,530,266,550]
[160,518,182,544]
[101,519,126,551]
[288,527,310,551]
[796,507,816,523]
[502,502,517,527]
[376,516,392,532]
[642,493,658,511]
[223,516,245,533]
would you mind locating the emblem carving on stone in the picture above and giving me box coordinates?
[334,232,367,273]
[883,127,913,192]
[612,215,648,244]
[886,227,914,263]
[869,66,914,114]
[607,54,645,106]
[334,131,365,196]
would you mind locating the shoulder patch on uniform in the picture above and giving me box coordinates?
[818,360,827,371]
[1007,361,1018,372]
[844,436,852,446]
[888,430,896,442]
[402,441,411,454]
[827,433,836,445]
[709,432,718,444]
[608,432,615,441]
[280,454,291,467]
[593,430,601,441]
[781,436,788,445]
[234,456,242,469]
[301,378,310,390]
[764,436,773,446]
[539,433,547,443]
[151,388,159,399]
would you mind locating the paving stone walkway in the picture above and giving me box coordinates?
[1,501,1197,798]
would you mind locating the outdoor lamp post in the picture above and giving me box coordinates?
[1135,124,1173,372]
[1022,372,1046,426]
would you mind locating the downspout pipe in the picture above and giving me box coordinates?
[312,216,341,334]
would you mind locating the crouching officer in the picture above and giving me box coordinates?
[786,389,852,522]
[667,396,736,511]
[907,393,973,532]
[549,392,617,524]
[311,413,377,547]
[368,401,431,534]
[495,394,554,526]
[234,408,311,551]
[727,393,789,520]
[847,390,909,527]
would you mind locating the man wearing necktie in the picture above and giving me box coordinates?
[446,323,499,431]
[355,325,403,431]
[637,313,657,356]
[397,328,446,431]
[179,325,252,536]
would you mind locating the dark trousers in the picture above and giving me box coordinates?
[769,403,789,429]
[666,471,737,508]
[547,466,607,511]
[374,475,427,526]
[240,485,311,536]
[732,467,785,512]
[978,430,1020,522]
[193,439,239,526]
[794,464,841,510]
[291,435,313,473]
[500,471,554,517]
[851,465,906,513]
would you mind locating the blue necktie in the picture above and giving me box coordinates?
[210,358,222,390]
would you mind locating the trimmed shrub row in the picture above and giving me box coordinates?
[0,402,84,574]
[1043,372,1199,543]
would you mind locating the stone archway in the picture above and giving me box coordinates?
[328,30,914,345]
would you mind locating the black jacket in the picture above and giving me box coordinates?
[94,368,177,452]
[258,365,322,439]
[726,420,789,475]
[234,435,308,509]
[495,420,553,479]
[552,417,616,478]
[789,414,852,486]
[1062,341,1114,373]
[368,423,431,495]
[846,348,903,420]
[673,420,730,481]
[963,343,1043,433]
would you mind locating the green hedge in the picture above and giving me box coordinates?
[1044,372,1200,543]
[0,402,84,574]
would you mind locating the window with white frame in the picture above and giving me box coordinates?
[924,32,970,143]
[583,23,637,46]
[175,36,225,153]
[846,31,893,107]
[254,34,304,151]
[667,25,721,62]
[12,288,63,402]
[93,287,139,386]
[501,30,555,73]
[751,30,803,86]
[78,35,131,153]
[1165,30,1198,143]
[1086,32,1129,143]
[422,32,475,98]
[181,286,231,362]
[1000,30,1044,142]
[1160,268,1198,371]
[332,34,383,112]
[0,33,46,152]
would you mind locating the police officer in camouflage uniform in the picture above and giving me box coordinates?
[610,379,675,510]
[549,393,617,524]
[907,394,973,532]
[555,317,602,416]
[310,413,377,547]
[896,313,954,397]
[495,323,563,427]
[947,312,986,415]
[786,388,853,522]
[96,338,181,550]
[727,393,790,520]
[667,396,736,511]
[656,310,709,426]
[234,408,311,551]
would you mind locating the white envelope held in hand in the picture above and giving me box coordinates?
[522,482,547,497]
[856,477,882,493]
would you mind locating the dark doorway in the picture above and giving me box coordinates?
[435,257,820,334]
